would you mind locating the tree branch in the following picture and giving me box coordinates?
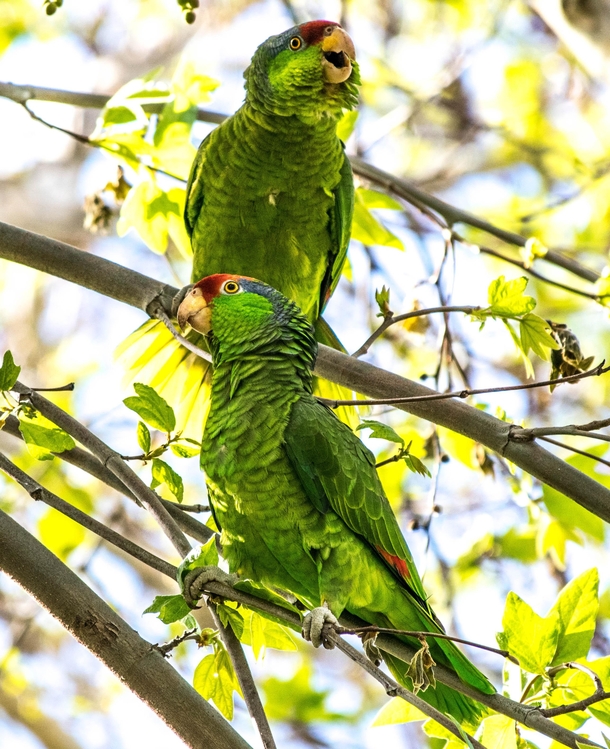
[1,220,609,523]
[0,509,253,749]
[210,604,278,749]
[12,380,193,558]
[0,414,214,545]
[0,82,600,285]
[0,450,176,578]
[351,305,480,358]
[0,471,597,749]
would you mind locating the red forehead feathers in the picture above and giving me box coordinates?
[194,274,254,303]
[299,20,339,46]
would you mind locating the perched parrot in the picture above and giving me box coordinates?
[117,20,360,434]
[177,274,496,728]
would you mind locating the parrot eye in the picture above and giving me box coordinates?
[223,280,241,294]
[289,36,302,50]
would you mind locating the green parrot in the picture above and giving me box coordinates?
[176,274,496,728]
[117,20,360,435]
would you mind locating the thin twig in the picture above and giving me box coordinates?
[325,630,488,749]
[511,418,610,443]
[154,628,199,657]
[335,624,518,663]
[22,102,185,182]
[30,382,75,392]
[154,307,212,362]
[0,450,176,579]
[319,362,610,408]
[538,437,610,469]
[351,305,479,358]
[540,662,610,718]
[210,604,278,749]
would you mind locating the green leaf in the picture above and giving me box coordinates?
[497,591,560,673]
[217,604,245,640]
[247,610,297,659]
[478,715,517,749]
[488,276,536,317]
[137,421,151,453]
[151,458,184,503]
[423,718,472,747]
[358,187,403,211]
[176,537,219,591]
[356,419,404,446]
[352,189,404,249]
[374,285,391,317]
[0,351,20,391]
[143,594,192,624]
[519,314,559,361]
[170,442,200,459]
[123,382,176,433]
[18,419,75,461]
[261,661,352,723]
[549,569,599,666]
[336,109,358,141]
[372,697,426,726]
[193,648,241,720]
[117,180,187,255]
[403,453,432,477]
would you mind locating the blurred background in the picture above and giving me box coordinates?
[1,0,609,747]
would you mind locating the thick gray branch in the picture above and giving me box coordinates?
[1,220,609,522]
[0,82,599,284]
[0,509,252,749]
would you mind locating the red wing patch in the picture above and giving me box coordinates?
[376,546,411,581]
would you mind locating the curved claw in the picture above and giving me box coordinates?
[182,565,239,608]
[302,606,338,650]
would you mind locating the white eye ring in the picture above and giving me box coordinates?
[223,280,241,294]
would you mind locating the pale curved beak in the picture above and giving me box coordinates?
[321,27,355,84]
[177,287,212,334]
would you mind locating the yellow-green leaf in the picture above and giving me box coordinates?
[18,419,75,461]
[124,382,176,433]
[488,276,536,317]
[372,697,426,726]
[497,591,560,673]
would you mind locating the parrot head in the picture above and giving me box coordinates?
[245,21,360,119]
[177,274,318,366]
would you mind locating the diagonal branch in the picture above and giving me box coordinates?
[0,509,253,749]
[12,379,193,558]
[0,413,214,545]
[0,81,600,285]
[210,604,278,749]
[0,468,598,749]
[0,450,176,578]
[1,220,609,523]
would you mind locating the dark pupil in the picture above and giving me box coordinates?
[291,38,299,48]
